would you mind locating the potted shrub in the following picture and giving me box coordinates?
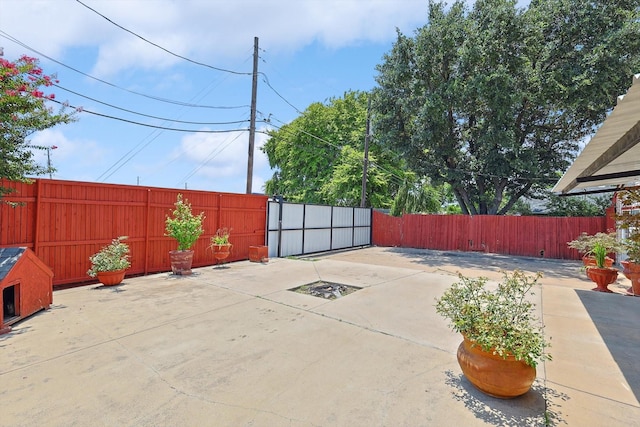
[435,270,551,398]
[165,194,205,275]
[585,242,619,292]
[209,227,232,264]
[616,189,640,296]
[567,231,622,267]
[87,236,131,286]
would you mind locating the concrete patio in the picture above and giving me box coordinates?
[1,247,638,426]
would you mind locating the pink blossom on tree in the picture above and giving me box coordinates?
[1,55,77,197]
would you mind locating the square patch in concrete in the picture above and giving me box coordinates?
[289,280,360,300]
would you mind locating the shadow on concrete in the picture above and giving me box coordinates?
[444,370,569,426]
[382,247,585,280]
[576,289,640,403]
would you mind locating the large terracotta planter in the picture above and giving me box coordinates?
[457,337,536,399]
[169,250,194,275]
[586,267,618,293]
[96,269,126,286]
[621,260,640,296]
[211,244,231,262]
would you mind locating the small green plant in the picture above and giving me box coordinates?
[591,242,608,268]
[210,227,231,245]
[165,194,205,251]
[87,236,131,277]
[435,270,551,368]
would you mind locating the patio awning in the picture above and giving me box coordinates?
[553,74,640,195]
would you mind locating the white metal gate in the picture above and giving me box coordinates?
[267,199,372,258]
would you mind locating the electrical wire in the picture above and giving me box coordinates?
[53,84,249,125]
[177,130,246,186]
[74,0,251,76]
[50,98,249,133]
[0,31,249,110]
[259,72,303,115]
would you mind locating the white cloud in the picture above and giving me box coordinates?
[175,127,269,183]
[28,128,106,179]
[2,0,428,76]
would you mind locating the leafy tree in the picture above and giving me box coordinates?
[263,90,403,207]
[373,0,640,215]
[509,193,612,216]
[1,55,76,196]
[390,173,444,216]
[544,193,612,217]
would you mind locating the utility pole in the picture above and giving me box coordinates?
[46,145,58,179]
[246,37,259,194]
[360,97,371,207]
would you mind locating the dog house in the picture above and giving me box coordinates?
[0,247,53,335]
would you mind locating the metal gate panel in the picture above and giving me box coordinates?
[267,200,371,258]
[305,205,332,228]
[282,203,304,229]
[354,227,371,246]
[332,228,354,249]
[303,229,332,253]
[332,207,354,227]
[280,230,303,257]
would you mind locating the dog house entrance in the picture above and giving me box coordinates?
[3,285,18,322]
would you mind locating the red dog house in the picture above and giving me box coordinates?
[0,247,53,335]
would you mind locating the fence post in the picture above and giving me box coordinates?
[33,179,42,256]
[144,188,151,275]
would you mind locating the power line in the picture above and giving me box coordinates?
[74,0,251,76]
[54,84,249,125]
[0,31,249,110]
[259,72,303,115]
[50,98,249,133]
[177,131,246,186]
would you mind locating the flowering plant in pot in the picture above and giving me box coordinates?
[209,227,232,264]
[87,236,131,286]
[165,194,205,275]
[435,270,551,398]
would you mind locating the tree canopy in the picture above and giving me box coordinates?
[262,91,403,208]
[1,55,76,196]
[372,0,640,215]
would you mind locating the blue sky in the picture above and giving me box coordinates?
[1,0,527,194]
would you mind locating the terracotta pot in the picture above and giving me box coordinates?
[249,245,269,263]
[582,256,614,268]
[169,250,194,275]
[586,267,618,293]
[621,260,640,297]
[96,269,126,286]
[211,244,231,262]
[457,337,536,399]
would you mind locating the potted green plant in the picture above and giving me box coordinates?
[209,227,232,264]
[165,194,205,275]
[87,236,131,286]
[585,242,619,293]
[567,231,623,267]
[435,270,551,398]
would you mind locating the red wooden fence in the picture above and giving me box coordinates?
[0,178,614,287]
[1,179,268,286]
[372,210,610,260]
